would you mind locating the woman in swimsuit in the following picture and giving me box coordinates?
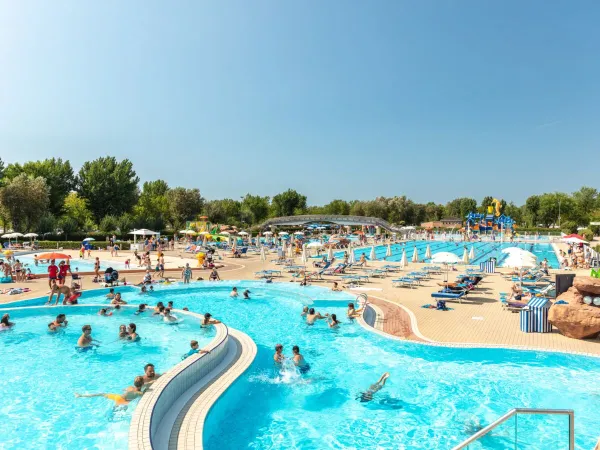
[201,313,221,328]
[328,314,341,328]
[127,323,139,341]
[0,313,14,329]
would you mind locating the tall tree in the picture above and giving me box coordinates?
[166,187,204,229]
[62,192,94,230]
[323,199,351,216]
[479,196,494,213]
[4,158,75,215]
[572,186,599,222]
[241,194,270,224]
[77,157,139,221]
[270,189,307,217]
[525,195,541,227]
[134,180,170,228]
[204,199,242,225]
[0,174,50,231]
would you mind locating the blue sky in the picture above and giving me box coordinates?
[1,1,599,205]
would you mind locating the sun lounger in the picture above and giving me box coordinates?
[431,290,467,304]
[341,274,369,284]
[392,278,417,288]
[365,269,387,278]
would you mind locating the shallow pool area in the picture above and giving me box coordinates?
[0,304,213,450]
[337,240,560,268]
[2,281,598,449]
[11,255,129,275]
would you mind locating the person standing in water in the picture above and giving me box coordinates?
[273,344,284,363]
[328,314,341,328]
[292,345,310,374]
[305,308,328,325]
[77,325,99,348]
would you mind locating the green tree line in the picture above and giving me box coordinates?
[0,157,599,235]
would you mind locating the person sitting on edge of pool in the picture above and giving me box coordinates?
[141,363,161,387]
[358,372,390,402]
[209,268,220,281]
[273,344,284,363]
[201,312,220,328]
[77,324,99,348]
[75,376,145,406]
[305,307,328,325]
[230,287,239,297]
[292,345,310,374]
[126,323,139,341]
[48,313,68,332]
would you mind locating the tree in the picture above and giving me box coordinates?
[270,189,307,217]
[204,199,242,226]
[572,186,599,222]
[4,158,75,215]
[0,174,50,231]
[38,214,57,235]
[560,221,578,235]
[99,215,120,233]
[57,216,78,240]
[134,180,170,228]
[62,192,94,230]
[479,196,493,214]
[0,157,5,186]
[323,199,350,216]
[77,157,139,221]
[445,198,476,219]
[525,195,541,226]
[241,194,270,225]
[166,187,204,229]
[538,193,576,227]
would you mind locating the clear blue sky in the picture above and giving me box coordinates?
[1,1,599,205]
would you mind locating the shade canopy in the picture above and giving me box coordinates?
[23,232,38,238]
[238,231,248,236]
[563,236,588,244]
[462,247,469,264]
[306,241,323,248]
[83,237,95,241]
[425,245,432,259]
[369,246,376,261]
[504,253,537,268]
[263,231,273,235]
[431,252,461,264]
[129,229,159,236]
[400,249,408,266]
[35,252,71,260]
[412,247,419,262]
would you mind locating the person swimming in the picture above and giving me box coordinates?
[118,324,128,339]
[77,325,99,348]
[347,302,366,319]
[126,323,139,341]
[358,372,390,402]
[273,344,284,363]
[230,287,239,297]
[141,363,161,387]
[300,306,309,317]
[0,313,14,329]
[162,308,179,323]
[48,313,68,332]
[134,304,147,315]
[75,376,144,406]
[305,307,328,325]
[99,308,113,316]
[328,314,341,328]
[181,340,210,360]
[243,289,251,299]
[292,345,310,374]
[201,313,220,328]
[152,302,164,315]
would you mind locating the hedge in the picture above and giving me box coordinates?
[32,241,134,250]
[33,231,175,242]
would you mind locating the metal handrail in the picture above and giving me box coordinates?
[451,408,574,450]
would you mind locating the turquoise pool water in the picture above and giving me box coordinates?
[337,241,560,268]
[0,304,213,449]
[13,255,129,275]
[3,282,598,449]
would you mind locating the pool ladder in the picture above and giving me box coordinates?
[451,408,574,450]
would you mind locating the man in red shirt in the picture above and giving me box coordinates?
[58,260,72,286]
[48,260,59,288]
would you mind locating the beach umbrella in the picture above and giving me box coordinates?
[294,231,304,235]
[301,244,308,264]
[425,244,432,259]
[348,249,356,264]
[469,246,475,260]
[503,253,537,269]
[462,247,469,264]
[400,249,407,267]
[238,231,248,236]
[327,247,334,261]
[23,232,38,238]
[306,241,323,248]
[386,243,392,258]
[260,246,266,262]
[431,252,461,264]
[36,252,71,260]
[83,237,96,242]
[263,231,273,235]
[412,247,419,263]
[369,246,376,261]
[278,231,289,236]
[11,232,24,238]
[287,242,295,259]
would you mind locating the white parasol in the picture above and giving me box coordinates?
[431,252,461,264]
[469,246,475,260]
[386,243,392,258]
[301,244,308,264]
[400,249,407,267]
[412,247,419,263]
[369,246,376,261]
[260,246,266,262]
[462,247,469,264]
[425,244,431,259]
[348,249,356,264]
[327,247,334,261]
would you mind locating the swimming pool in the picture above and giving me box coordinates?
[12,255,129,275]
[0,304,213,450]
[3,282,598,449]
[337,241,560,268]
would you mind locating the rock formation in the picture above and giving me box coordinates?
[548,277,600,339]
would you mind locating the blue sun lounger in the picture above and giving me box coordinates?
[392,278,417,288]
[431,290,466,304]
[342,275,369,284]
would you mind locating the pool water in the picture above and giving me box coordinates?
[13,255,129,275]
[337,241,560,268]
[0,304,213,450]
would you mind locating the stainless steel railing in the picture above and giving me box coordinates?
[450,408,574,450]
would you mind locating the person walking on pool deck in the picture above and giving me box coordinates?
[182,263,192,284]
[75,376,144,406]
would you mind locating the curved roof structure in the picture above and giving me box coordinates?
[258,215,404,232]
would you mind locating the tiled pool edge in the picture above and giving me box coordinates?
[359,297,600,359]
[169,328,257,450]
[128,311,232,450]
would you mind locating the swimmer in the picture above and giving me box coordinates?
[77,325,99,348]
[243,289,251,300]
[99,308,113,317]
[358,372,390,402]
[134,304,147,315]
[152,302,164,315]
[48,313,68,332]
[167,301,173,309]
[111,293,127,305]
[300,306,309,317]
[306,307,328,325]
[141,363,161,387]
[127,323,139,341]
[201,313,220,328]
[328,314,341,328]
[0,313,15,329]
[292,345,310,374]
[75,376,144,406]
[347,302,366,319]
[181,340,210,360]
[162,308,178,323]
[106,288,115,299]
[273,344,284,363]
[118,324,128,339]
[230,287,239,297]
[331,282,342,292]
[140,285,148,294]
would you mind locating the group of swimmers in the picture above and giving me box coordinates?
[229,287,251,299]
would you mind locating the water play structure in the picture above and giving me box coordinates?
[465,198,515,234]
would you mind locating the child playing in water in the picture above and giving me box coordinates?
[75,376,144,406]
